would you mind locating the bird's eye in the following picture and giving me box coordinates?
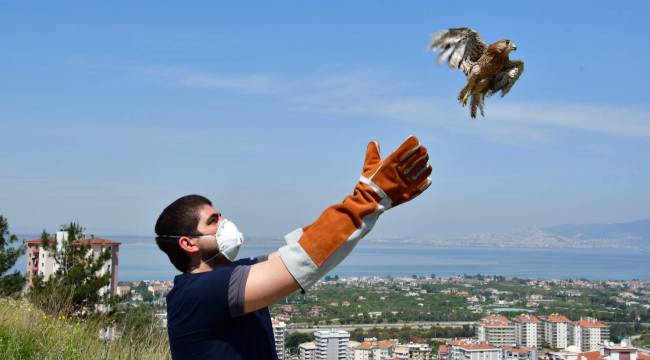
[506,40,510,44]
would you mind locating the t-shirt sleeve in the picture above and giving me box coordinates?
[227,265,251,317]
[182,268,237,327]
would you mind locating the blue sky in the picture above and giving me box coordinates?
[1,1,649,238]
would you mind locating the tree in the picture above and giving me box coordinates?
[286,332,313,355]
[0,215,25,296]
[29,221,113,316]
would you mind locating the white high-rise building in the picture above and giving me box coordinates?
[25,231,120,297]
[272,319,286,360]
[570,318,610,352]
[478,314,516,346]
[300,342,317,360]
[541,314,571,349]
[314,329,350,360]
[514,314,540,348]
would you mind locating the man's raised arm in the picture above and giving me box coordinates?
[242,136,432,315]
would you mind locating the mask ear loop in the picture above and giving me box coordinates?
[189,234,225,271]
[156,234,224,271]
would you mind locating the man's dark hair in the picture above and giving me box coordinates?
[155,194,212,272]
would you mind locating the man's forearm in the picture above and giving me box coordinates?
[277,137,432,292]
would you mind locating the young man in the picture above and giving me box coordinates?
[155,136,432,359]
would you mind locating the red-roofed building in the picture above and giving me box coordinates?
[393,343,432,359]
[549,349,602,360]
[439,344,449,360]
[548,346,604,360]
[542,313,572,349]
[569,318,610,352]
[502,346,539,360]
[514,315,541,348]
[271,319,286,360]
[350,339,397,360]
[447,339,501,360]
[24,231,120,297]
[478,314,516,346]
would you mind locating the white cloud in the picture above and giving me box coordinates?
[145,66,650,142]
[178,73,279,95]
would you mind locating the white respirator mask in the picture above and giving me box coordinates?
[158,218,245,269]
[210,218,245,262]
[197,218,245,264]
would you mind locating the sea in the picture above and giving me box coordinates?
[14,235,650,282]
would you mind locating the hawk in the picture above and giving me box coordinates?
[429,27,524,118]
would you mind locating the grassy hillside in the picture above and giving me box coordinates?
[0,297,169,359]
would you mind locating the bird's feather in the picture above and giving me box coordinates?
[487,60,524,97]
[429,27,487,77]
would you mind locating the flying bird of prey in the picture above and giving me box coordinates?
[429,27,524,118]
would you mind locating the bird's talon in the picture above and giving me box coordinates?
[461,94,469,106]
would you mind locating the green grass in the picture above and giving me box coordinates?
[0,297,170,359]
[636,331,650,348]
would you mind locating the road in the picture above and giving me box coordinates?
[287,321,650,334]
[287,321,476,333]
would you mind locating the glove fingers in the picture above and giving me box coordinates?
[412,164,433,185]
[362,141,382,177]
[399,147,428,176]
[404,155,429,181]
[417,176,432,192]
[391,136,421,164]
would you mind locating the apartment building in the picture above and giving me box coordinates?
[447,339,502,360]
[478,314,516,346]
[393,343,432,359]
[541,314,571,349]
[514,314,541,348]
[272,318,287,360]
[300,341,317,360]
[570,318,610,352]
[350,340,396,360]
[502,347,539,360]
[314,329,350,360]
[25,231,120,297]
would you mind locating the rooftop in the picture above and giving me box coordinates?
[299,342,316,350]
[25,237,121,246]
[481,314,513,327]
[545,314,571,323]
[574,319,607,328]
[449,339,499,351]
[354,340,397,350]
[514,314,540,323]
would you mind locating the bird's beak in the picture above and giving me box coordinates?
[511,43,517,51]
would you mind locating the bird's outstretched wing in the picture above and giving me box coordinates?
[429,27,487,76]
[487,60,524,97]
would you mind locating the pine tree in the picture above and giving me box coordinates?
[0,215,25,296]
[29,221,113,316]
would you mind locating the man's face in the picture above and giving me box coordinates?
[193,204,223,254]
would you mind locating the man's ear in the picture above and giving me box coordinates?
[178,236,200,253]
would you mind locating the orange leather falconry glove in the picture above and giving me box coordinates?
[278,136,432,291]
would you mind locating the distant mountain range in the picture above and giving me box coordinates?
[368,219,650,250]
[17,219,650,250]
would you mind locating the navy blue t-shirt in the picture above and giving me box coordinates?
[166,256,279,359]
